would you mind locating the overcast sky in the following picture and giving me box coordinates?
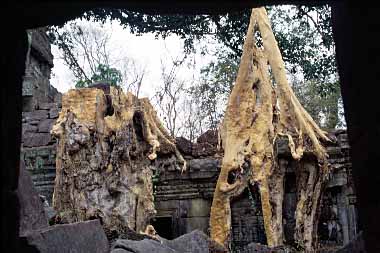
[50,18,220,99]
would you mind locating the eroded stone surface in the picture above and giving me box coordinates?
[21,220,109,253]
[111,230,226,253]
[17,160,48,235]
[51,86,185,234]
[38,118,55,132]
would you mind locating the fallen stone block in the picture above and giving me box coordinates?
[242,242,289,253]
[196,129,218,146]
[176,137,192,155]
[162,230,226,253]
[112,230,226,253]
[17,161,48,235]
[21,220,109,253]
[112,238,175,253]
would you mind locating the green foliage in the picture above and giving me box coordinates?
[292,79,341,129]
[49,6,338,86]
[268,6,336,83]
[186,5,342,129]
[48,21,125,89]
[75,64,122,88]
[78,6,335,82]
[49,6,344,129]
[189,47,239,130]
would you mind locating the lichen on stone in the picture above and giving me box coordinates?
[51,86,185,234]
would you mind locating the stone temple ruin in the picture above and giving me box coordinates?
[20,28,360,252]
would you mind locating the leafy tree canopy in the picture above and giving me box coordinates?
[49,5,344,130]
[77,5,335,82]
[75,63,123,88]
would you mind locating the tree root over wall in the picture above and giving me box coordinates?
[51,86,185,235]
[210,7,330,252]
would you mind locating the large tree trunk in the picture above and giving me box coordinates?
[51,86,185,234]
[210,7,330,252]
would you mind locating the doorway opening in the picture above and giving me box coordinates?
[151,216,174,239]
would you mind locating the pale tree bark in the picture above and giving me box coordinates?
[51,86,186,235]
[210,7,330,252]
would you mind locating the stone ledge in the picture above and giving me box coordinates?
[21,220,109,253]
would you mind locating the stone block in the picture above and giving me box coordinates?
[180,198,211,218]
[22,123,38,134]
[163,230,226,253]
[29,120,41,126]
[38,118,55,132]
[112,230,226,253]
[176,137,192,155]
[49,107,59,118]
[23,133,52,147]
[22,220,109,253]
[327,170,348,188]
[196,129,218,146]
[23,110,48,121]
[242,242,288,253]
[188,158,220,171]
[192,142,216,157]
[17,161,48,235]
[183,217,209,234]
[112,238,175,253]
[22,146,57,170]
[38,102,56,110]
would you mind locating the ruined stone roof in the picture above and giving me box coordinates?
[29,28,54,67]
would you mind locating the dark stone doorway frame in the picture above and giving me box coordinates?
[151,216,174,240]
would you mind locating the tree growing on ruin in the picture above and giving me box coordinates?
[51,86,187,235]
[182,5,342,133]
[49,6,342,130]
[209,7,331,251]
[82,5,336,82]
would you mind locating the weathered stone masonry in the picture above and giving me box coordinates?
[21,93,358,251]
[19,28,358,251]
[21,28,61,203]
[154,130,357,251]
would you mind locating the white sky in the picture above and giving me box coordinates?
[48,9,345,132]
[50,19,219,99]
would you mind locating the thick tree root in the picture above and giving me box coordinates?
[210,7,330,252]
[51,87,185,234]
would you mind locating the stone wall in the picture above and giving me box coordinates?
[21,104,357,251]
[21,27,61,204]
[21,95,357,250]
[18,31,357,247]
[319,130,358,247]
[21,102,61,203]
[153,131,220,238]
[22,27,61,112]
[153,130,358,251]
